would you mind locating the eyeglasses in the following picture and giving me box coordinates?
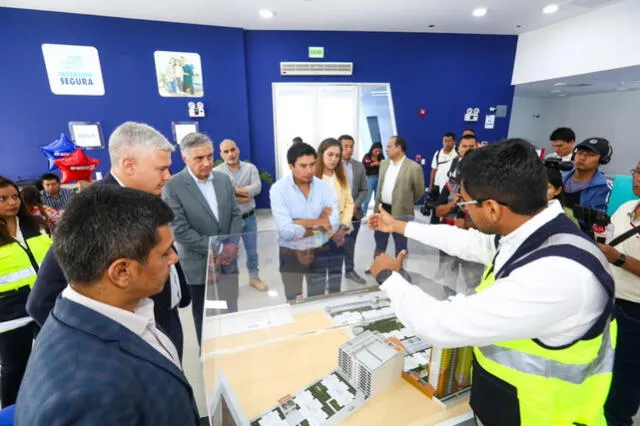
[456,198,508,210]
[631,169,640,176]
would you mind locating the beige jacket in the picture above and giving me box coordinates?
[375,157,425,217]
[323,174,354,228]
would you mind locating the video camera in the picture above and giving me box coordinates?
[421,185,440,216]
[543,157,574,172]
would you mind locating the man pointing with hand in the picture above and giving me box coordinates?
[369,139,616,426]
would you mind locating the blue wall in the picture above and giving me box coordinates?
[0,8,517,208]
[245,30,517,207]
[0,7,250,181]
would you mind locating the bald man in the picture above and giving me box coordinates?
[215,139,268,291]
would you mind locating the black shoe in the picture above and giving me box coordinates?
[346,271,367,284]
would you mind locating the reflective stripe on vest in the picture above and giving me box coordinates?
[475,320,614,385]
[0,267,36,285]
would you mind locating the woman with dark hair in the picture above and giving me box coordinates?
[362,142,384,212]
[20,187,61,236]
[545,160,579,226]
[315,138,354,294]
[0,176,52,407]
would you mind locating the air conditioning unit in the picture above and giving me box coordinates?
[280,62,353,76]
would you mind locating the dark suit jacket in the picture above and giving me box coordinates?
[15,298,200,426]
[26,173,191,355]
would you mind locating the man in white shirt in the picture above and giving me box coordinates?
[547,127,576,162]
[15,185,200,426]
[430,132,458,190]
[163,133,242,345]
[598,161,640,426]
[371,136,424,265]
[369,139,615,426]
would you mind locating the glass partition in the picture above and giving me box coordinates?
[202,220,484,426]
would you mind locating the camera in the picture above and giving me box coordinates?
[544,157,574,172]
[572,205,610,228]
[421,185,441,216]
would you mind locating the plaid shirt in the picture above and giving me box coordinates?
[40,188,75,211]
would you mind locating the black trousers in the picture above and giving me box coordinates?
[192,261,239,346]
[605,299,640,426]
[279,241,340,301]
[374,204,413,256]
[0,322,37,408]
[344,219,361,272]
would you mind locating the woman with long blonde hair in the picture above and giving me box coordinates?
[315,138,355,294]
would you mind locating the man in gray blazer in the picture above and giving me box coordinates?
[339,135,369,284]
[162,133,243,345]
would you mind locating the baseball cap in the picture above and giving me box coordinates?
[575,137,611,158]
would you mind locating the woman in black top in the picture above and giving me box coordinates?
[361,142,384,212]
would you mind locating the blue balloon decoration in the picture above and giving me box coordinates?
[40,134,77,170]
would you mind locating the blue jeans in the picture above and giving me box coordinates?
[241,213,259,279]
[362,176,378,212]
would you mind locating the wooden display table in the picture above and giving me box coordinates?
[202,308,470,425]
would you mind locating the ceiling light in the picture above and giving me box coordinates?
[557,94,566,97]
[553,82,567,87]
[543,4,559,14]
[616,87,628,91]
[550,89,563,94]
[633,80,640,84]
[259,9,274,19]
[472,7,487,17]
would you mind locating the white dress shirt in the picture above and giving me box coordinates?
[342,160,354,189]
[380,155,405,205]
[431,149,458,190]
[381,200,608,348]
[62,286,182,369]
[188,167,219,221]
[608,200,640,303]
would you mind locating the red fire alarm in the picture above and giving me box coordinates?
[418,108,427,117]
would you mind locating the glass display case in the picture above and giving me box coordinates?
[201,220,484,426]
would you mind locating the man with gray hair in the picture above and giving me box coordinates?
[215,138,268,292]
[163,132,243,345]
[27,121,192,358]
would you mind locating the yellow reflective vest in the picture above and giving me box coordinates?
[470,216,616,426]
[0,234,52,294]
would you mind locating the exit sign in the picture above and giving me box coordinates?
[308,46,325,58]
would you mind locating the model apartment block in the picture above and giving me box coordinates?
[337,331,405,399]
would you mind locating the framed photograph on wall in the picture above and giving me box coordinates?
[172,121,199,146]
[68,121,105,149]
[154,51,204,98]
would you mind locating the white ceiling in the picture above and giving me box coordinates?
[0,0,625,35]
[515,65,640,98]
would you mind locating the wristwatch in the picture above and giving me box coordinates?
[613,253,626,267]
[375,269,393,285]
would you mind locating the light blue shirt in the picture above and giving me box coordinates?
[343,160,354,189]
[187,167,219,221]
[270,176,340,249]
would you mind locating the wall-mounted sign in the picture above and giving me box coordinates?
[484,114,496,129]
[68,122,105,149]
[154,51,204,98]
[308,46,325,59]
[41,44,105,96]
[464,107,480,122]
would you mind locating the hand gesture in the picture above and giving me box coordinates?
[320,207,333,219]
[219,243,239,266]
[371,250,407,278]
[368,204,395,233]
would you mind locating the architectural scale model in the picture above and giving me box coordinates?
[249,331,404,426]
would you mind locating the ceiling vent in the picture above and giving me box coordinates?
[565,83,592,87]
[568,0,623,8]
[280,62,353,76]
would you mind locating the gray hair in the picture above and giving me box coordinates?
[108,121,174,166]
[179,132,213,157]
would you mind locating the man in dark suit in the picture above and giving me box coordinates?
[163,132,243,345]
[26,122,191,358]
[15,185,199,426]
[339,135,369,284]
